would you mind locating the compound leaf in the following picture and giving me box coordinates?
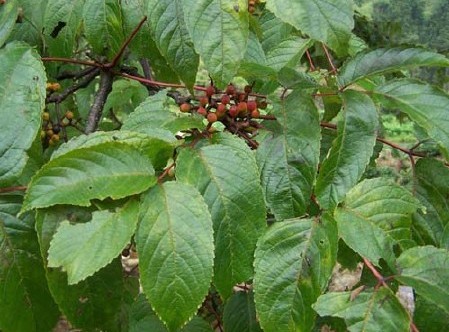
[22,142,156,211]
[137,182,214,331]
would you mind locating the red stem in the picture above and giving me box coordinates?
[322,43,337,74]
[0,186,27,193]
[363,257,388,288]
[107,16,148,68]
[305,50,316,71]
[41,57,101,68]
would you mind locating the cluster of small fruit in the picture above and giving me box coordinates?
[248,0,260,14]
[179,83,267,138]
[41,110,74,146]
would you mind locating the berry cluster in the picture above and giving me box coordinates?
[179,83,267,144]
[248,0,260,14]
[41,110,73,146]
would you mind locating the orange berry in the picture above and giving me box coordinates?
[180,103,191,113]
[197,107,207,116]
[199,97,208,106]
[65,111,74,120]
[251,109,260,118]
[207,112,218,123]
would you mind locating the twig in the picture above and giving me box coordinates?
[157,163,175,183]
[41,57,100,68]
[85,71,114,134]
[0,186,27,194]
[47,67,100,104]
[56,66,98,80]
[362,257,388,288]
[305,50,316,71]
[106,16,147,68]
[320,122,449,166]
[140,58,153,81]
[322,43,337,74]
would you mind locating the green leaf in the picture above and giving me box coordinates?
[223,291,262,332]
[176,143,266,299]
[0,194,60,332]
[43,0,84,57]
[315,90,378,210]
[147,0,199,90]
[277,67,319,90]
[258,11,293,53]
[0,42,46,186]
[103,79,148,114]
[36,206,137,332]
[22,142,156,211]
[7,0,47,49]
[182,0,249,87]
[265,0,353,56]
[48,199,139,284]
[51,130,176,170]
[129,294,213,332]
[0,0,18,47]
[137,182,214,331]
[413,158,449,247]
[253,215,338,332]
[414,295,449,332]
[313,287,411,332]
[334,178,421,268]
[374,79,449,160]
[338,48,449,88]
[266,37,312,71]
[122,91,204,134]
[259,90,320,219]
[396,245,449,315]
[82,0,125,58]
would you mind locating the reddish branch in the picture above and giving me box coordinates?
[305,50,316,71]
[0,186,27,193]
[362,257,420,332]
[322,43,337,74]
[106,16,148,69]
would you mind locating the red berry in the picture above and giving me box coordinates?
[238,93,246,102]
[237,102,248,116]
[197,107,207,116]
[206,85,215,97]
[250,109,260,118]
[225,84,236,95]
[216,103,226,113]
[207,112,218,123]
[199,97,208,106]
[229,105,238,118]
[247,100,257,112]
[180,103,191,112]
[221,94,231,105]
[244,85,252,93]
